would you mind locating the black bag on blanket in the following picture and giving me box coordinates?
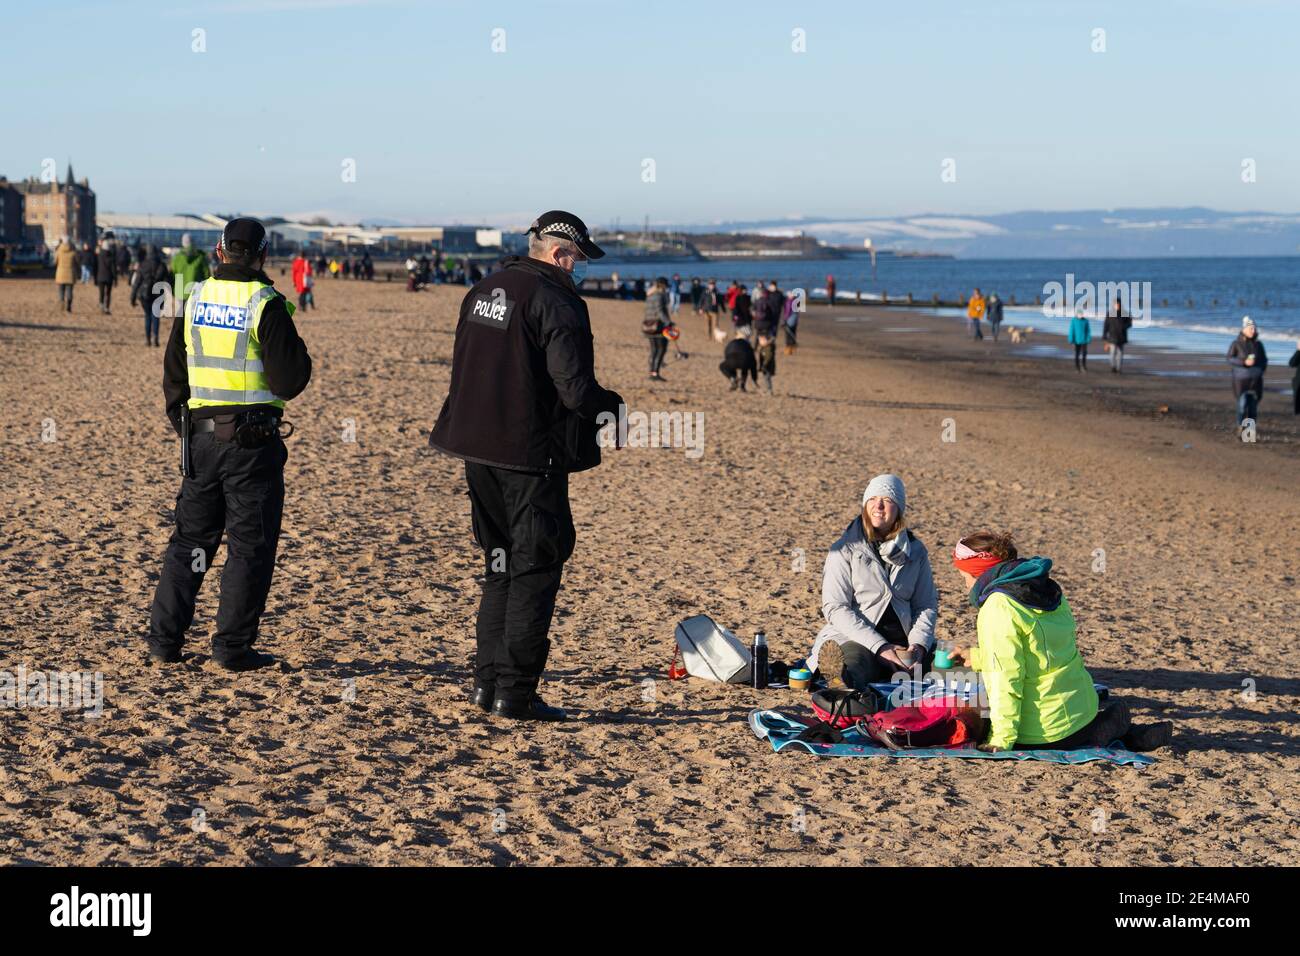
[795,688,886,744]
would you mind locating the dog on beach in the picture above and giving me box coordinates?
[1007,326,1035,344]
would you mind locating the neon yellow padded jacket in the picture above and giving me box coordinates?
[969,592,1099,749]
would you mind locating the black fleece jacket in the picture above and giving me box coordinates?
[721,337,758,382]
[162,262,312,434]
[429,256,624,473]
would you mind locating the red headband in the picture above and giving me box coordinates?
[952,540,1001,578]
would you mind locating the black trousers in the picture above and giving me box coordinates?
[720,361,755,389]
[141,294,161,342]
[464,462,575,702]
[839,641,934,690]
[98,281,112,310]
[1017,699,1131,750]
[647,335,668,373]
[148,431,287,662]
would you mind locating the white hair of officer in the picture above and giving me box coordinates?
[528,231,583,271]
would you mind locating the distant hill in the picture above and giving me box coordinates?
[662,208,1300,258]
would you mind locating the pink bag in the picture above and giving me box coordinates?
[861,704,987,750]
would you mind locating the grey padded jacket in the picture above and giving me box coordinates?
[808,516,939,671]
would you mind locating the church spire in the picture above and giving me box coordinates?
[66,161,74,187]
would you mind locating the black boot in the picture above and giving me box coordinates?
[145,646,183,665]
[470,685,495,712]
[1122,721,1173,752]
[491,694,568,721]
[1088,698,1132,746]
[215,650,277,672]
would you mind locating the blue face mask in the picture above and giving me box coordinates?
[568,258,588,288]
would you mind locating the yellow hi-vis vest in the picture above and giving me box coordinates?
[184,278,294,409]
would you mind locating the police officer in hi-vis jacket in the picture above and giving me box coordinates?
[146,218,312,671]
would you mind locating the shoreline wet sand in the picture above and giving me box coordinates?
[1,276,1296,865]
[806,303,1300,451]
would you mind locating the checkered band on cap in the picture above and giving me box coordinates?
[536,221,584,242]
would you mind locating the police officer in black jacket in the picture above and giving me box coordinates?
[147,218,312,672]
[430,210,624,721]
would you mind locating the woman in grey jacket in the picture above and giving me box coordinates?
[808,474,939,690]
[643,278,672,381]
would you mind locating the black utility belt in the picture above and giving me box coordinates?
[192,411,292,447]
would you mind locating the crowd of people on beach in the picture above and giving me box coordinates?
[637,273,800,393]
[48,232,209,347]
[404,250,484,291]
[961,287,1299,429]
[41,236,1300,429]
[320,251,375,282]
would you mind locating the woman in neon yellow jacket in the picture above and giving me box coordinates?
[949,531,1171,752]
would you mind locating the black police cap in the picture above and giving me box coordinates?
[221,217,269,255]
[526,210,604,260]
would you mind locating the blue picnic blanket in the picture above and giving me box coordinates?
[748,709,1155,766]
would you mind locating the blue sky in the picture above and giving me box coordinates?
[3,0,1297,227]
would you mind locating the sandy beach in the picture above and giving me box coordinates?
[1,274,1297,867]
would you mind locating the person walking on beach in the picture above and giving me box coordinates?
[429,210,624,722]
[756,333,777,394]
[1227,316,1267,427]
[291,250,315,311]
[115,239,131,286]
[95,237,116,314]
[731,283,753,339]
[642,277,672,381]
[725,279,740,314]
[1068,308,1092,371]
[145,218,313,671]
[967,288,986,340]
[53,237,77,312]
[1289,341,1300,415]
[171,233,210,323]
[756,279,784,343]
[986,292,1004,342]
[782,289,798,354]
[1103,298,1132,373]
[699,278,722,340]
[825,274,836,307]
[720,330,757,391]
[79,241,94,284]
[130,244,169,347]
